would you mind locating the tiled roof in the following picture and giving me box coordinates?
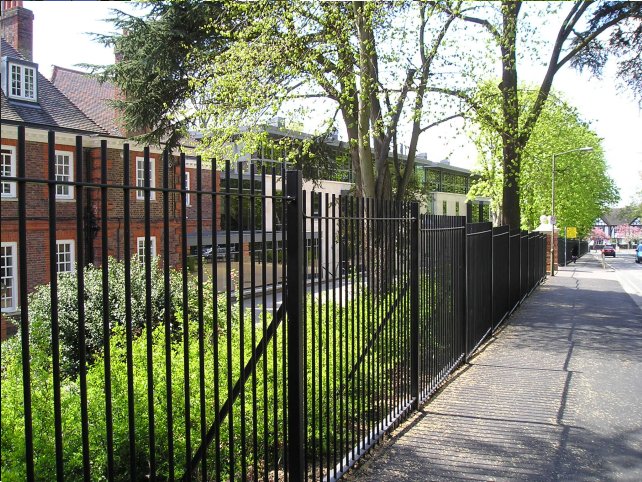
[600,208,639,226]
[51,66,124,137]
[0,38,108,135]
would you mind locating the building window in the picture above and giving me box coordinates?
[136,157,156,200]
[56,240,75,274]
[55,151,74,199]
[442,200,447,215]
[1,145,16,197]
[1,242,18,312]
[137,236,157,263]
[184,171,191,207]
[9,63,37,101]
[455,201,460,216]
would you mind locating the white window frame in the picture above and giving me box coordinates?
[137,236,157,263]
[1,242,18,312]
[185,171,191,207]
[55,150,74,199]
[9,62,37,101]
[1,145,16,198]
[55,240,75,274]
[136,156,156,201]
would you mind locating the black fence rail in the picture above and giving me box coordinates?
[1,128,289,482]
[1,129,547,482]
[558,237,589,266]
[419,215,465,400]
[466,222,493,355]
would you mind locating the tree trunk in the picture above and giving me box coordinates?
[353,1,377,199]
[500,1,522,228]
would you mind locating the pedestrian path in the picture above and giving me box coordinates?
[346,254,642,481]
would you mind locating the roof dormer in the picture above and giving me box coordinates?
[1,56,38,102]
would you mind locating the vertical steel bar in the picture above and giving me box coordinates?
[122,143,136,481]
[310,191,317,480]
[410,203,419,408]
[365,197,372,446]
[302,188,309,480]
[180,153,192,478]
[387,200,393,421]
[271,167,279,479]
[331,193,337,477]
[17,126,34,481]
[285,170,305,482]
[46,130,64,481]
[100,140,115,481]
[73,134,91,481]
[275,163,286,482]
[237,161,248,481]
[463,222,469,360]
[323,192,329,479]
[143,147,156,480]
[338,195,345,472]
[281,163,289,482]
[211,163,221,482]
[250,165,259,482]
[356,196,362,452]
[196,156,207,480]
[317,192,323,480]
[224,161,234,481]
[161,149,175,482]
[260,167,268,482]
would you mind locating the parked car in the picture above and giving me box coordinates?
[602,244,616,257]
[636,244,642,264]
[202,246,213,260]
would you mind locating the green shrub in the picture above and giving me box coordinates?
[1,256,399,480]
[1,279,286,481]
[26,257,179,378]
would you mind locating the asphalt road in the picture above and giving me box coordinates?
[591,249,642,311]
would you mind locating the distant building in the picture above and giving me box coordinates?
[593,208,641,244]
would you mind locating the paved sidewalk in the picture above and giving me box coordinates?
[346,254,642,481]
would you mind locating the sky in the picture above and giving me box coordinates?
[20,0,642,207]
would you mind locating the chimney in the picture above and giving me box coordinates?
[1,0,34,61]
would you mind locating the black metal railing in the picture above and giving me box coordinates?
[1,128,548,482]
[558,237,589,266]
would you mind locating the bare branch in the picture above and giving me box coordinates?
[419,112,465,133]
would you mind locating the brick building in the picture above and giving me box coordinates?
[0,1,190,338]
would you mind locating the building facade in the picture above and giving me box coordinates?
[1,1,186,337]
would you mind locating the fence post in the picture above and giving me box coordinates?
[285,170,305,482]
[463,223,469,361]
[410,202,420,407]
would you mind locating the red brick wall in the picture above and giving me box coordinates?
[0,3,34,61]
[544,231,559,275]
[0,134,193,324]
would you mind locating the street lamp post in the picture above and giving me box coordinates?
[550,146,593,276]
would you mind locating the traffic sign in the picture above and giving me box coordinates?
[566,227,577,239]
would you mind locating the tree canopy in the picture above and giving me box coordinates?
[431,0,637,228]
[91,1,637,214]
[571,1,642,107]
[468,84,619,236]
[93,1,465,201]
